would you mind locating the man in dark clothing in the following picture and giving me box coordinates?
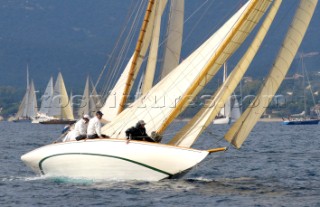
[125,120,155,142]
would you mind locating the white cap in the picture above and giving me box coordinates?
[138,120,146,125]
[83,114,90,119]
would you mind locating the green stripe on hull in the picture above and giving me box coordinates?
[39,153,173,177]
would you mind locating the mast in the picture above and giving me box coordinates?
[302,55,307,117]
[224,0,318,149]
[156,0,265,135]
[117,0,156,114]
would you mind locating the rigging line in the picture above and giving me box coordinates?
[94,1,139,95]
[101,1,146,97]
[102,0,148,98]
[96,0,146,97]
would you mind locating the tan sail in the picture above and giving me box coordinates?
[156,0,272,135]
[101,0,271,138]
[49,73,74,120]
[224,0,318,149]
[168,0,282,147]
[161,0,184,79]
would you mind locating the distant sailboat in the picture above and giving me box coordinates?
[213,63,241,125]
[282,55,320,125]
[39,72,75,124]
[13,67,38,122]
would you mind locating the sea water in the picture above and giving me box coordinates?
[0,121,319,207]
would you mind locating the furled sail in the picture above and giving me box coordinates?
[168,0,280,147]
[100,0,157,122]
[48,72,74,120]
[39,77,53,114]
[102,0,271,138]
[161,0,184,79]
[224,0,317,149]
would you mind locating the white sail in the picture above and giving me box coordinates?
[161,0,184,79]
[168,0,280,147]
[48,73,74,120]
[224,0,318,149]
[102,0,271,138]
[15,67,38,120]
[231,96,241,121]
[26,80,38,119]
[39,77,53,114]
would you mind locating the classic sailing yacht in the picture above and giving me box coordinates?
[21,0,317,181]
[282,55,320,125]
[39,73,75,124]
[13,67,38,122]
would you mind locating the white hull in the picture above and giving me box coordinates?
[213,117,231,125]
[21,139,208,181]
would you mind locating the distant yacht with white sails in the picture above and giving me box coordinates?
[12,66,38,122]
[38,72,75,124]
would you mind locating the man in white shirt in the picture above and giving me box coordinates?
[87,111,108,139]
[74,114,90,140]
[64,115,90,141]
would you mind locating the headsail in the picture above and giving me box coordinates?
[168,0,281,147]
[26,80,38,119]
[224,0,318,149]
[102,0,272,138]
